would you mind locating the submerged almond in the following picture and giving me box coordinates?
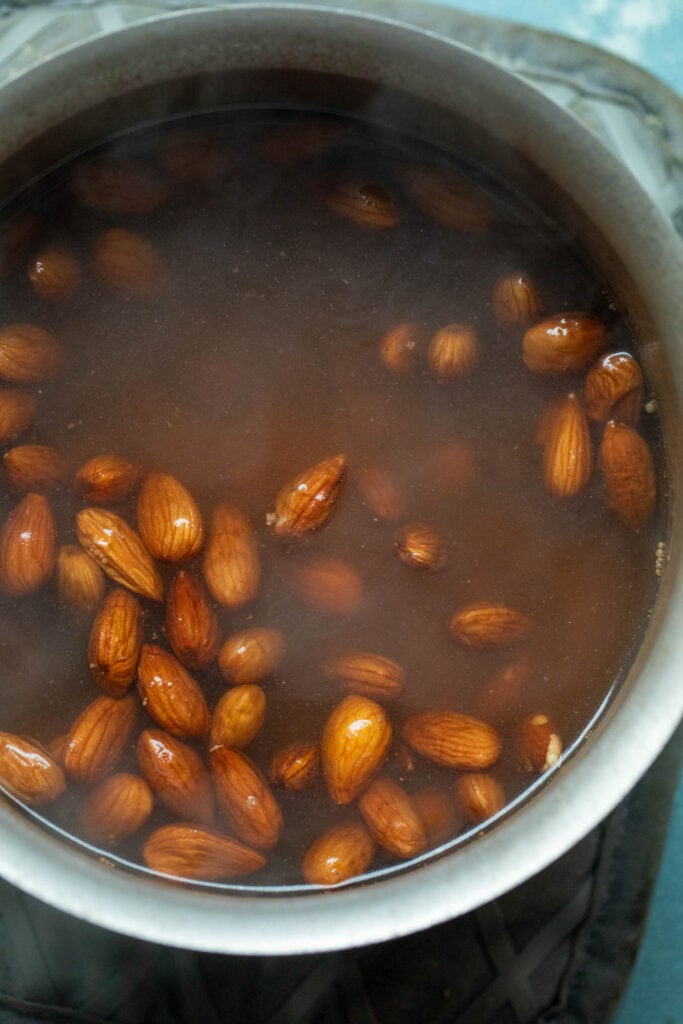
[543,393,592,498]
[427,324,478,378]
[324,650,405,701]
[75,454,140,504]
[4,444,67,493]
[137,728,214,825]
[0,492,56,595]
[291,557,363,615]
[0,389,35,444]
[584,351,643,425]
[211,746,283,851]
[523,313,607,374]
[203,502,260,607]
[0,731,65,805]
[81,773,154,843]
[137,471,204,562]
[63,694,136,783]
[28,246,81,302]
[271,453,346,536]
[165,570,219,670]
[210,685,266,750]
[379,323,419,376]
[401,163,493,231]
[270,743,320,791]
[394,522,447,572]
[218,627,285,685]
[357,463,407,522]
[402,710,501,769]
[76,507,163,601]
[493,272,541,325]
[302,821,376,886]
[143,823,265,880]
[456,773,506,824]
[450,602,532,649]
[357,775,427,859]
[57,545,106,612]
[325,180,398,229]
[88,587,143,696]
[321,694,392,804]
[93,228,166,296]
[137,643,210,738]
[599,420,656,529]
[0,324,62,383]
[73,157,171,215]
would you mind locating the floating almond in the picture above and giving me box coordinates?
[4,444,67,493]
[357,463,406,521]
[217,627,284,685]
[321,694,392,804]
[203,502,260,607]
[523,313,607,374]
[456,773,506,824]
[93,228,166,297]
[81,773,154,843]
[493,272,541,326]
[88,587,143,696]
[412,787,459,847]
[325,179,398,229]
[211,746,283,851]
[0,492,56,595]
[427,324,478,378]
[0,389,35,445]
[402,711,501,769]
[599,420,655,529]
[137,728,214,825]
[271,453,346,536]
[302,821,376,886]
[76,507,163,601]
[519,713,563,772]
[28,246,81,302]
[165,570,219,670]
[324,650,405,701]
[0,324,62,383]
[137,644,210,738]
[379,323,419,376]
[585,351,644,425]
[57,545,106,612]
[394,522,446,572]
[258,119,342,164]
[357,775,427,859]
[270,743,320,791]
[290,557,363,615]
[0,731,65,805]
[64,694,136,784]
[210,685,266,750]
[73,157,171,215]
[137,471,204,562]
[401,163,493,231]
[75,454,140,504]
[449,602,532,649]
[543,393,592,498]
[143,823,265,880]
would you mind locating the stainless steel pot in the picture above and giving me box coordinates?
[0,4,681,955]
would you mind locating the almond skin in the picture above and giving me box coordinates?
[0,493,56,595]
[0,731,66,805]
[599,420,656,529]
[73,157,171,215]
[270,742,320,791]
[203,502,260,608]
[449,602,532,649]
[325,180,398,229]
[357,775,427,859]
[402,711,501,769]
[357,463,407,521]
[520,713,563,772]
[74,454,140,504]
[324,650,405,701]
[272,453,346,536]
[165,570,219,670]
[427,324,478,378]
[303,822,376,886]
[401,163,493,232]
[493,272,541,326]
[64,694,137,784]
[137,472,204,562]
[81,773,153,843]
[88,587,143,697]
[137,728,214,825]
[379,323,419,376]
[211,746,283,851]
[543,393,593,498]
[76,507,163,602]
[291,557,363,615]
[394,522,447,572]
[523,313,607,374]
[0,389,35,445]
[4,444,67,494]
[28,246,82,302]
[412,787,459,847]
[322,694,392,804]
[0,324,62,383]
[218,627,285,685]
[210,685,266,750]
[137,643,210,738]
[584,351,643,425]
[456,773,506,824]
[57,545,106,612]
[93,228,166,297]
[143,823,265,880]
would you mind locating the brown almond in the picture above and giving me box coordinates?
[76,507,163,601]
[73,157,171,214]
[63,694,136,783]
[158,131,237,183]
[584,351,644,426]
[137,472,204,562]
[321,694,392,804]
[0,731,65,805]
[211,746,283,851]
[291,557,363,615]
[379,323,419,376]
[357,463,407,521]
[0,324,62,383]
[543,393,593,498]
[81,773,154,843]
[270,743,320,791]
[272,453,346,536]
[357,775,427,859]
[412,787,459,847]
[0,493,56,595]
[324,650,405,701]
[88,587,143,697]
[75,454,140,504]
[0,389,35,445]
[302,821,376,886]
[425,440,478,492]
[217,627,285,685]
[599,420,656,529]
[394,522,447,572]
[325,179,398,229]
[137,728,214,825]
[203,502,260,607]
[137,643,210,738]
[456,773,506,824]
[93,228,166,297]
[475,656,532,720]
[427,324,478,378]
[493,272,541,326]
[143,823,265,880]
[210,685,266,750]
[57,545,106,612]
[258,119,342,165]
[449,602,532,649]
[519,713,563,772]
[4,444,67,493]
[165,570,219,670]
[401,163,493,231]
[402,711,501,769]
[523,313,607,374]
[28,246,81,302]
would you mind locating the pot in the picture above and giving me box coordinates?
[0,4,681,955]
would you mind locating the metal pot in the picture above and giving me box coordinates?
[0,4,681,955]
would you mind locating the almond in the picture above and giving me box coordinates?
[425,440,478,492]
[73,157,171,214]
[75,454,140,504]
[324,650,405,701]
[290,557,363,615]
[137,643,210,738]
[81,772,153,843]
[271,453,346,536]
[493,272,541,326]
[0,324,62,383]
[599,420,655,529]
[427,324,478,378]
[270,742,320,791]
[203,502,260,607]
[217,627,285,685]
[357,463,407,521]
[57,545,106,612]
[543,393,592,498]
[325,179,398,229]
[137,728,214,824]
[456,773,506,824]
[475,655,532,719]
[143,823,265,880]
[302,821,376,886]
[394,522,447,572]
[401,163,493,231]
[211,746,283,851]
[0,731,65,805]
[584,350,644,425]
[4,444,67,493]
[0,493,56,595]
[449,602,532,649]
[88,587,143,696]
[379,323,419,376]
[165,570,219,670]
[0,214,41,274]
[64,694,137,783]
[523,313,607,374]
[258,119,342,165]
[76,507,163,601]
[158,131,237,183]
[357,775,427,859]
[322,694,392,804]
[210,685,266,750]
[137,471,204,562]
[533,396,567,447]
[28,246,81,302]
[412,787,459,847]
[93,228,166,297]
[519,713,563,772]
[0,389,35,444]
[402,711,501,769]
